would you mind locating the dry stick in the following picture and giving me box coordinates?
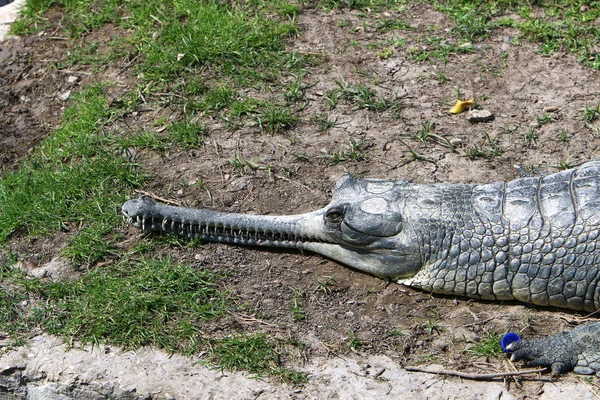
[404,366,552,382]
[133,189,182,206]
[578,377,600,399]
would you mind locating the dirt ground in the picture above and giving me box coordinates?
[2,2,600,399]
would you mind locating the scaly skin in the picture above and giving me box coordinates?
[122,159,600,375]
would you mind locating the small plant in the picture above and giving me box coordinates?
[556,129,569,143]
[285,75,306,103]
[289,289,307,322]
[121,129,168,151]
[464,133,502,159]
[311,113,337,132]
[293,154,310,162]
[275,2,301,19]
[469,333,503,357]
[583,103,600,124]
[415,353,440,364]
[333,80,391,111]
[556,159,574,170]
[198,86,237,112]
[347,138,366,161]
[524,128,539,147]
[415,120,436,143]
[536,112,554,126]
[228,152,258,173]
[320,139,366,164]
[325,89,342,109]
[169,120,208,149]
[337,19,350,28]
[376,19,412,32]
[420,319,441,335]
[348,329,363,350]
[255,104,298,134]
[386,330,405,337]
[376,47,393,60]
[454,87,464,100]
[313,277,334,295]
[432,72,449,83]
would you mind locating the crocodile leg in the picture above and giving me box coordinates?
[508,322,600,375]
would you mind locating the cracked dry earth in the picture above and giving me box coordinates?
[3,2,600,399]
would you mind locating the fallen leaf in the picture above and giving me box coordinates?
[449,98,474,114]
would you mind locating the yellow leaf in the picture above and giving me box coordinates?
[449,98,474,114]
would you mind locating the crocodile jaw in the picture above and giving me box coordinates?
[122,196,422,279]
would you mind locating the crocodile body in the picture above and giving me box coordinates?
[122,159,600,375]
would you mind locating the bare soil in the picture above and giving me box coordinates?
[2,3,600,399]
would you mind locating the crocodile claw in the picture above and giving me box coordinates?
[506,322,600,375]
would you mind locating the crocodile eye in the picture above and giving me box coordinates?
[325,207,345,224]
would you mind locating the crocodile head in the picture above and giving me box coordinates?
[122,175,423,279]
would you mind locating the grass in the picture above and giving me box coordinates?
[290,288,307,322]
[434,0,600,70]
[255,103,299,134]
[312,114,338,132]
[0,84,144,252]
[347,329,364,350]
[0,0,315,381]
[583,103,600,123]
[208,333,308,383]
[327,80,403,114]
[319,139,367,164]
[524,128,539,147]
[41,254,228,353]
[168,120,208,149]
[468,333,503,358]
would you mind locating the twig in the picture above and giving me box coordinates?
[273,173,317,193]
[118,53,141,75]
[133,190,182,206]
[227,311,278,328]
[579,377,600,399]
[403,366,551,381]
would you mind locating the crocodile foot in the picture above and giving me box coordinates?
[507,322,600,375]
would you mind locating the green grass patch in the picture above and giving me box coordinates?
[0,264,43,346]
[38,255,227,353]
[0,84,144,261]
[208,333,308,383]
[327,80,403,113]
[13,0,310,85]
[120,129,169,152]
[135,1,301,84]
[468,332,503,357]
[317,0,405,11]
[255,103,299,134]
[168,120,208,149]
[435,0,600,69]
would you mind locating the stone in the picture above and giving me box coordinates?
[15,257,80,281]
[449,138,463,147]
[466,109,494,123]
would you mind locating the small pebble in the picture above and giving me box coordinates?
[58,90,71,101]
[449,138,463,147]
[467,109,494,123]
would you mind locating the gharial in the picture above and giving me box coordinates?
[122,159,600,376]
